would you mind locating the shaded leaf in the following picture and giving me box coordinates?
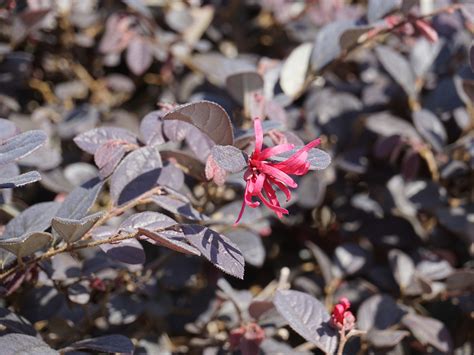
[56,178,103,220]
[152,195,208,221]
[367,329,409,348]
[273,290,337,354]
[67,335,134,354]
[305,241,334,286]
[357,294,405,331]
[96,237,145,265]
[119,211,177,233]
[0,232,52,259]
[160,150,206,181]
[226,71,263,105]
[375,45,417,97]
[139,110,165,146]
[110,145,162,206]
[389,249,415,290]
[225,229,265,267]
[402,313,453,353]
[334,242,370,276]
[412,109,447,152]
[138,228,200,256]
[162,101,234,146]
[182,225,245,279]
[94,140,127,178]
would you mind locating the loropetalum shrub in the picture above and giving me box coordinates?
[0,0,473,354]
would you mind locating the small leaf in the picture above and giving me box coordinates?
[0,333,58,355]
[367,0,401,23]
[68,282,90,304]
[138,228,200,256]
[280,42,312,98]
[334,243,370,276]
[0,130,47,165]
[162,101,234,146]
[357,294,405,331]
[74,127,137,155]
[160,150,206,181]
[182,225,245,279]
[110,145,162,206]
[311,20,355,72]
[52,211,104,244]
[152,195,208,221]
[225,229,265,267]
[139,110,165,146]
[273,290,337,354]
[56,178,103,220]
[375,45,417,97]
[402,313,453,353]
[367,329,409,348]
[226,71,263,105]
[412,109,447,152]
[119,211,177,233]
[0,232,52,259]
[67,335,134,354]
[94,141,127,178]
[96,237,145,265]
[126,37,153,75]
[210,145,247,173]
[0,170,41,188]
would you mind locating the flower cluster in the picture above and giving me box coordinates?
[330,297,355,331]
[236,118,321,223]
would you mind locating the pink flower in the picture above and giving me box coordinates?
[235,118,321,224]
[331,297,355,331]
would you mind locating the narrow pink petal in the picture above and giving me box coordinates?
[253,173,266,194]
[234,199,247,225]
[253,118,264,155]
[273,138,320,173]
[260,143,295,160]
[261,181,288,218]
[271,178,292,202]
[259,163,297,188]
[245,180,260,207]
[257,190,288,217]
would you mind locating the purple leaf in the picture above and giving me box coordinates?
[0,333,57,355]
[273,290,337,354]
[185,125,215,161]
[402,313,453,353]
[357,294,405,331]
[367,0,401,23]
[119,211,177,233]
[56,178,103,220]
[0,170,41,188]
[0,232,52,259]
[375,45,417,97]
[139,110,166,146]
[225,229,265,267]
[412,109,447,152]
[182,225,245,279]
[67,335,134,354]
[151,195,207,221]
[52,211,104,244]
[126,37,153,76]
[270,147,331,170]
[160,150,206,181]
[0,130,47,165]
[210,145,248,173]
[225,71,264,105]
[0,118,20,143]
[367,329,409,348]
[162,101,234,146]
[311,20,355,72]
[388,249,415,290]
[138,228,201,256]
[110,145,162,206]
[73,127,137,155]
[305,241,334,286]
[97,237,145,265]
[94,141,127,178]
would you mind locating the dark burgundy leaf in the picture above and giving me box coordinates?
[401,149,420,181]
[334,242,370,276]
[305,241,334,286]
[210,145,248,173]
[162,101,234,146]
[0,307,37,336]
[402,313,453,353]
[73,127,137,155]
[110,145,162,206]
[151,195,208,221]
[446,269,474,291]
[0,130,47,165]
[96,237,145,265]
[185,125,215,161]
[160,150,206,181]
[94,141,127,178]
[412,109,447,152]
[182,225,245,279]
[273,290,337,354]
